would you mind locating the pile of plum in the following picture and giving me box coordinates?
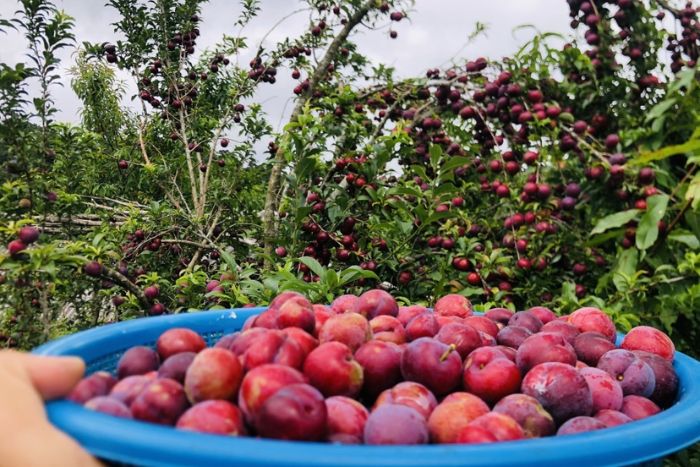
[68,290,678,444]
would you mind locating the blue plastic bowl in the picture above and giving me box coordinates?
[34,308,700,467]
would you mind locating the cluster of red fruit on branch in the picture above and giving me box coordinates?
[567,0,699,77]
[69,290,678,444]
[5,226,40,259]
[665,3,700,71]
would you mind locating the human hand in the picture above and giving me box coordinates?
[0,351,101,467]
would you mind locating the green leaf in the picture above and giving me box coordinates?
[434,182,457,197]
[91,232,105,246]
[325,269,339,289]
[439,156,471,176]
[591,210,639,235]
[668,68,696,94]
[410,165,428,183]
[633,135,700,165]
[586,229,624,247]
[613,249,638,291]
[686,210,700,240]
[424,211,454,226]
[297,256,325,281]
[686,173,700,210]
[389,186,421,198]
[458,287,484,298]
[339,266,379,286]
[667,229,700,250]
[392,220,410,235]
[561,281,578,304]
[414,205,428,224]
[219,250,238,272]
[263,277,280,293]
[645,98,676,123]
[636,195,669,250]
[38,262,58,277]
[429,144,443,172]
[294,206,312,223]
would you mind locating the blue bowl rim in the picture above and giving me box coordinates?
[33,307,700,467]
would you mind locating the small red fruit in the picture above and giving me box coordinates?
[18,226,40,244]
[8,240,27,257]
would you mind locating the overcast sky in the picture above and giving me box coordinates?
[0,1,570,128]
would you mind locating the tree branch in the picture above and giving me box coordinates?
[136,119,152,165]
[262,0,377,257]
[96,263,150,312]
[161,238,210,249]
[178,108,200,209]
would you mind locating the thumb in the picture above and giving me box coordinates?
[6,352,86,400]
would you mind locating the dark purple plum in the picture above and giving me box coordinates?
[516,332,577,373]
[254,383,327,441]
[364,404,429,445]
[157,352,196,384]
[117,346,160,379]
[68,372,117,404]
[597,349,656,397]
[574,332,616,366]
[508,311,543,333]
[497,326,532,348]
[521,362,593,424]
[131,378,189,425]
[632,350,679,407]
[493,394,555,438]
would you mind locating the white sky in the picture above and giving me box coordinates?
[0,1,570,127]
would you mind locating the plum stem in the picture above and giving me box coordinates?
[440,344,457,362]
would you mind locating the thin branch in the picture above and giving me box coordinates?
[199,114,233,217]
[171,171,194,217]
[256,7,311,52]
[96,262,150,312]
[161,238,210,249]
[178,107,200,209]
[79,195,148,209]
[83,202,133,216]
[35,214,125,228]
[186,208,222,270]
[137,119,152,165]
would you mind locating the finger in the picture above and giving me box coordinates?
[25,353,86,400]
[0,351,86,400]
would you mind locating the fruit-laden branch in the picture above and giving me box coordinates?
[92,261,151,312]
[262,72,476,234]
[261,0,376,257]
